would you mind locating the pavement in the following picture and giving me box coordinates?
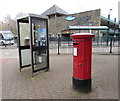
[1,46,119,99]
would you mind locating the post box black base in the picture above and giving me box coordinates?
[73,77,91,93]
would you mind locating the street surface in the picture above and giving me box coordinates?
[0,45,119,99]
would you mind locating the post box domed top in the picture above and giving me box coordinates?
[70,33,95,39]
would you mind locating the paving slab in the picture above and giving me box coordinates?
[2,53,118,99]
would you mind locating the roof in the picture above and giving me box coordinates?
[17,13,48,21]
[101,16,119,26]
[70,33,95,39]
[16,13,48,23]
[68,26,108,30]
[41,5,68,16]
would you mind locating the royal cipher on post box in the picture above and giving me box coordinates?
[70,33,95,93]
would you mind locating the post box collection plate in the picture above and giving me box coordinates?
[73,48,77,56]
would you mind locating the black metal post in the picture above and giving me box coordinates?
[119,21,120,47]
[46,19,49,71]
[107,14,110,46]
[57,34,60,55]
[110,36,112,53]
[29,17,34,76]
[97,36,99,46]
[113,18,116,45]
[17,20,22,72]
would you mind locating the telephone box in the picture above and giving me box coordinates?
[70,33,95,92]
[17,13,49,76]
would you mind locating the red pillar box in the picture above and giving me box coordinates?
[70,33,95,93]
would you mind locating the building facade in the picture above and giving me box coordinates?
[49,9,101,35]
[41,5,119,40]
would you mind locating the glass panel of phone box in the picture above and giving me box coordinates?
[20,22,31,67]
[32,18,47,71]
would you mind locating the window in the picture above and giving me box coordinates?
[0,33,3,39]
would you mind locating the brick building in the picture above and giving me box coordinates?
[41,5,119,40]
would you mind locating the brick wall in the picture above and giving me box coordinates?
[48,9,101,36]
